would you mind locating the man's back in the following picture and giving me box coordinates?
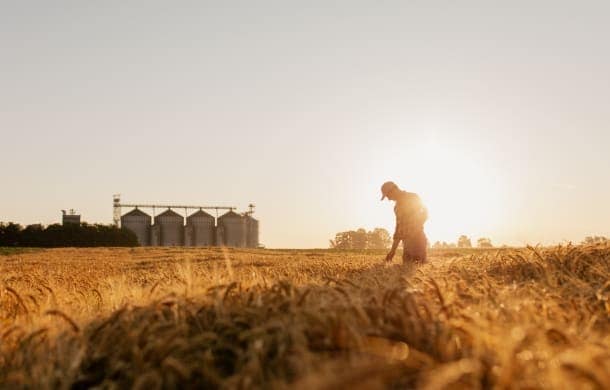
[393,191,427,239]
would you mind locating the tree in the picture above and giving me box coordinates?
[330,228,392,249]
[477,237,493,248]
[0,221,139,247]
[21,224,44,246]
[352,228,368,249]
[432,241,444,249]
[582,236,608,245]
[457,235,472,248]
[367,228,392,249]
[432,241,454,249]
[0,222,23,246]
[330,231,353,249]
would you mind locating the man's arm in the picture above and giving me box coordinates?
[386,218,402,262]
[385,237,401,262]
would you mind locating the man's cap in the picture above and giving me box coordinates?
[380,181,399,200]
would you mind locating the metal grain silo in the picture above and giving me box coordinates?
[217,211,246,247]
[154,209,184,246]
[244,215,259,248]
[186,209,215,246]
[120,208,151,246]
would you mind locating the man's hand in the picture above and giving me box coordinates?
[385,250,395,263]
[385,237,400,263]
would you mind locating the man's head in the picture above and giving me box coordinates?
[380,181,400,201]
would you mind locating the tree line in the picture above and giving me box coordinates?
[0,222,139,247]
[330,230,608,250]
[433,235,609,248]
[330,228,392,249]
[432,235,493,248]
[582,236,608,245]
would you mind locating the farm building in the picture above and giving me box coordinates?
[61,210,81,226]
[115,196,259,247]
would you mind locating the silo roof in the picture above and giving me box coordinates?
[187,209,214,220]
[122,208,151,218]
[157,209,183,218]
[219,211,242,219]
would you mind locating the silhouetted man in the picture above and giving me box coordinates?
[381,181,428,264]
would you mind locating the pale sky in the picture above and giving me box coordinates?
[1,1,609,248]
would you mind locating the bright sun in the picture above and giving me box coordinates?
[375,141,506,243]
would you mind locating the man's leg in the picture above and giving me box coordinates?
[414,232,428,263]
[403,233,427,264]
[402,240,414,265]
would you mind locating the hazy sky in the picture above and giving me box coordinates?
[1,1,609,248]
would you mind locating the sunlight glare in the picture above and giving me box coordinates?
[373,139,506,243]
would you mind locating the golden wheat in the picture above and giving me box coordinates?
[0,244,608,388]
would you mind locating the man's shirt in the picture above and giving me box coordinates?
[394,191,428,240]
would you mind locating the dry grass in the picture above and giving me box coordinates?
[0,244,608,389]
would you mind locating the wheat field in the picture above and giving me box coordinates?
[1,244,609,389]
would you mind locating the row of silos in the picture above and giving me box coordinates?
[120,208,259,248]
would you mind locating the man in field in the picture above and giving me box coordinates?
[381,181,428,264]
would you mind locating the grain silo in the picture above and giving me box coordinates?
[154,209,184,246]
[186,209,215,246]
[121,208,151,246]
[217,211,246,247]
[244,215,259,248]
